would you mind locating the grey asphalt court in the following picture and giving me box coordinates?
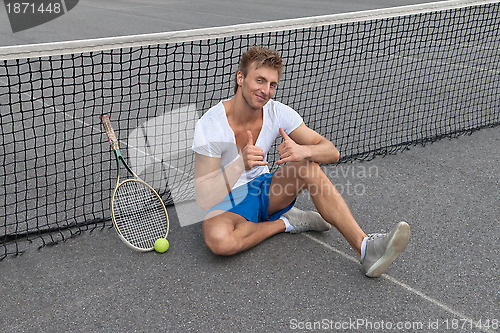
[0,1,498,332]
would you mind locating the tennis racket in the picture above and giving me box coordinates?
[101,115,169,251]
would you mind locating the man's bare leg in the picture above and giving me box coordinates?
[268,160,367,256]
[202,210,285,256]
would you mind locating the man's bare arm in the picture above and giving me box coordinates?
[194,153,244,211]
[194,131,268,210]
[276,123,339,165]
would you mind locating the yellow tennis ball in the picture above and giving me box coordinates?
[154,238,169,253]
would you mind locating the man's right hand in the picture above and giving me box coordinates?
[242,131,268,170]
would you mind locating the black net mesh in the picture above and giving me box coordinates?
[1,2,499,258]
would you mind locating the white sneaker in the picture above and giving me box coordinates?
[361,222,410,277]
[283,207,331,234]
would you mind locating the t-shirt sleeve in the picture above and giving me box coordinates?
[191,117,222,158]
[276,102,303,135]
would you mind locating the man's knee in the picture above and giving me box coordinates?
[205,232,239,256]
[290,160,323,181]
[288,160,336,198]
[202,217,239,256]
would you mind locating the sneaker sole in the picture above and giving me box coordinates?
[365,222,410,277]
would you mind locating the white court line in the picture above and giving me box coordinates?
[303,233,496,333]
[378,49,500,76]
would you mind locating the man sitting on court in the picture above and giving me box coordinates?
[191,46,410,277]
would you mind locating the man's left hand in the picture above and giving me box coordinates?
[276,127,309,165]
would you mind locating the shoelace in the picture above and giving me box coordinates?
[294,221,310,230]
[367,233,385,241]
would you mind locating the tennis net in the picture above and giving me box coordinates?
[1,0,499,258]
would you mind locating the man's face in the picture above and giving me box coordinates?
[238,63,279,110]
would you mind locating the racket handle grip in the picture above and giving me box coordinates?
[101,115,119,150]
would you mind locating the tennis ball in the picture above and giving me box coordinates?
[154,238,169,253]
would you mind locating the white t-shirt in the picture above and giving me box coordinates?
[192,99,303,189]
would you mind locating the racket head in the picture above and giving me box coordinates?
[111,179,169,251]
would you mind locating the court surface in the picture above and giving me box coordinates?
[0,1,498,332]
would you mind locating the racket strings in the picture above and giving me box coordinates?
[113,181,168,249]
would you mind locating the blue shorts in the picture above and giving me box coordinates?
[207,172,295,223]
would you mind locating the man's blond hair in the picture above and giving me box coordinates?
[234,46,283,93]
